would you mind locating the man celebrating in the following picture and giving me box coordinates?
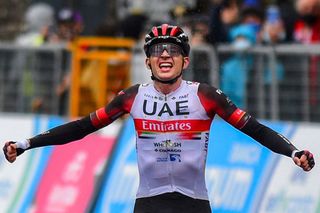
[3,24,315,213]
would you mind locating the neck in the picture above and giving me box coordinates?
[154,78,182,95]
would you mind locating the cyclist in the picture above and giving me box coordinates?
[3,24,315,213]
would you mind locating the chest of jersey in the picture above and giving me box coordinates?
[130,81,210,121]
[130,81,212,199]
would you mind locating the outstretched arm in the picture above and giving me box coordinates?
[240,115,315,171]
[3,84,139,163]
[3,115,97,163]
[198,83,315,171]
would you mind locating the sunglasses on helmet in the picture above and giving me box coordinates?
[149,43,183,57]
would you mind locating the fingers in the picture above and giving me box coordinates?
[7,144,17,163]
[3,142,17,163]
[293,156,301,166]
[304,151,315,171]
[294,150,315,172]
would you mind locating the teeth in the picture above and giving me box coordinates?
[160,63,172,68]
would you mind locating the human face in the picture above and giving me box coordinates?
[146,43,189,82]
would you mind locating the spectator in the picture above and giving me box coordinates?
[208,0,241,44]
[239,6,264,43]
[15,3,55,46]
[220,24,256,108]
[293,0,320,117]
[190,16,211,46]
[276,0,299,42]
[54,8,84,43]
[261,5,286,44]
[185,16,219,86]
[260,5,285,89]
[13,3,56,113]
[54,8,85,115]
[293,0,320,44]
[219,6,263,108]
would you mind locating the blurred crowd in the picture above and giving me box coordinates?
[9,0,320,114]
[15,3,84,46]
[207,0,320,46]
[13,0,320,47]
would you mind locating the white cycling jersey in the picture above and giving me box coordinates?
[130,81,213,200]
[89,79,252,200]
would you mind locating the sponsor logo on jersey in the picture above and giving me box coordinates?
[216,89,223,95]
[178,94,189,99]
[143,93,164,101]
[204,132,209,152]
[179,132,202,140]
[142,120,191,131]
[154,148,181,153]
[134,119,211,133]
[143,99,189,116]
[137,131,157,139]
[169,154,181,162]
[156,157,168,162]
[228,108,249,128]
[153,141,182,148]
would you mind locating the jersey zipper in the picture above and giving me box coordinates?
[164,93,174,191]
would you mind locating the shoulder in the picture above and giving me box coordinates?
[198,83,220,97]
[118,84,140,97]
[183,80,203,92]
[198,83,234,106]
[107,84,140,111]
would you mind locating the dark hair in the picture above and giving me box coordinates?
[240,7,264,22]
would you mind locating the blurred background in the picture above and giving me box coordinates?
[0,0,319,121]
[0,0,320,212]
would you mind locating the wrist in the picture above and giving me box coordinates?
[291,149,299,159]
[15,139,30,150]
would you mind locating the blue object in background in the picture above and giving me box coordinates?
[94,117,138,213]
[16,115,64,213]
[207,119,295,212]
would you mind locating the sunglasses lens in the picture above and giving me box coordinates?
[149,43,182,57]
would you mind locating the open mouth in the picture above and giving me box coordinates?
[159,62,173,71]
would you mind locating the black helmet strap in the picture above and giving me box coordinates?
[150,61,184,85]
[151,71,182,84]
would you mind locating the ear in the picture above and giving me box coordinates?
[145,58,151,69]
[182,57,190,70]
